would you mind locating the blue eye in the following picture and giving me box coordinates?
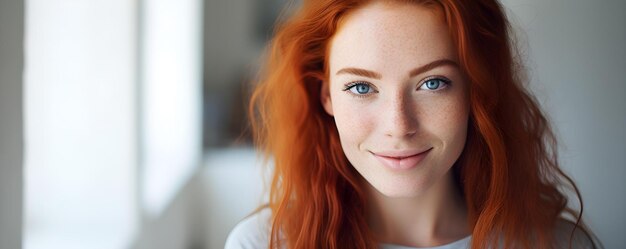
[354,84,371,94]
[344,82,376,95]
[419,77,450,91]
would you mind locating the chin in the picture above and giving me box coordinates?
[378,190,422,198]
[367,176,432,198]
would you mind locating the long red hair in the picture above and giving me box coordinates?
[249,0,598,248]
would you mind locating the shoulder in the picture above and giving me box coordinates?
[224,207,272,249]
[552,218,597,249]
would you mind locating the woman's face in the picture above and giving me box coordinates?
[322,1,469,197]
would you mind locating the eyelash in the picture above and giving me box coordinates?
[342,76,452,98]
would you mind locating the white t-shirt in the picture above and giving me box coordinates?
[224,208,594,249]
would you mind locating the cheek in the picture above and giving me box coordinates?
[421,94,470,152]
[330,97,375,149]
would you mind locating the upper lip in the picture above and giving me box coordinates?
[370,148,432,158]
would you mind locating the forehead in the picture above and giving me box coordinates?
[328,1,456,76]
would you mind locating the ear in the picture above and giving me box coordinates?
[320,80,334,116]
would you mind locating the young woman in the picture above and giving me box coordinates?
[226,0,601,248]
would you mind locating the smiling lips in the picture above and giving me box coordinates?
[371,148,432,170]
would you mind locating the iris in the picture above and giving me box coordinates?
[356,84,370,94]
[425,79,441,90]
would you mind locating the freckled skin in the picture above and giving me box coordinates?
[322,2,470,198]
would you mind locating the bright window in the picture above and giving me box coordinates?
[24,0,203,248]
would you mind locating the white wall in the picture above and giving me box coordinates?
[24,0,204,248]
[140,0,204,219]
[0,0,24,248]
[200,149,267,249]
[131,148,266,249]
[132,170,206,249]
[501,1,626,248]
[24,1,138,248]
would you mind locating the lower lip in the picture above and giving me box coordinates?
[373,148,432,171]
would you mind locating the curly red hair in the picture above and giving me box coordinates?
[249,0,598,248]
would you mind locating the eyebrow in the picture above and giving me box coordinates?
[335,59,459,79]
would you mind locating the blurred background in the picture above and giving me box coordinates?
[0,0,624,248]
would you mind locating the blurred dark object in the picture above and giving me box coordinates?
[202,0,294,148]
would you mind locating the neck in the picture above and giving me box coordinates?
[367,170,470,247]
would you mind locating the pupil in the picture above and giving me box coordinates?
[357,84,369,94]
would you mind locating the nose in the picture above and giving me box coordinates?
[382,91,418,138]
